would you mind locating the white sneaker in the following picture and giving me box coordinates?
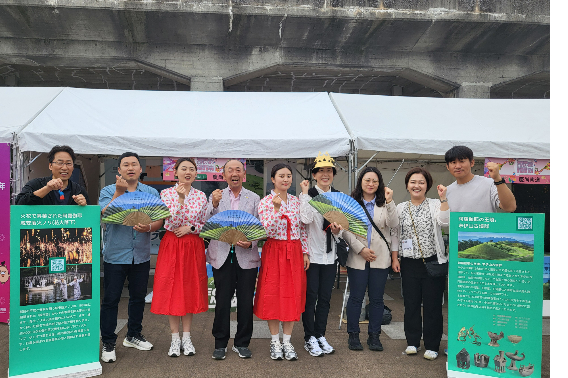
[123,334,153,351]
[317,336,335,354]
[405,346,421,355]
[304,336,324,357]
[270,340,284,360]
[101,343,116,363]
[283,342,298,361]
[424,350,438,360]
[168,338,181,357]
[182,336,196,356]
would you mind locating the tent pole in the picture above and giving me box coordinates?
[353,148,358,190]
[356,152,379,174]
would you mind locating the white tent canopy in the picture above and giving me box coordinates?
[17,88,351,158]
[330,93,550,159]
[0,87,63,143]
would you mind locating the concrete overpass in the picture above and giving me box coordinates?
[0,0,549,98]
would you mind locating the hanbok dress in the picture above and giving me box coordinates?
[151,185,209,316]
[253,191,308,322]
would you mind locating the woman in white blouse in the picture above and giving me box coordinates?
[254,163,309,361]
[150,157,209,358]
[298,153,342,357]
[391,167,449,361]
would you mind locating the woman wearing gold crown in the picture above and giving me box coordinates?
[298,152,343,357]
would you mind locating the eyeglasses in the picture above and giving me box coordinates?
[52,161,74,167]
[363,179,379,185]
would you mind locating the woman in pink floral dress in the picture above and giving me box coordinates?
[151,157,208,357]
[254,163,309,361]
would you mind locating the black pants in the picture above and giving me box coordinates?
[302,262,337,341]
[401,257,445,352]
[212,252,258,348]
[100,260,150,345]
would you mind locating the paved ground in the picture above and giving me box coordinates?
[0,276,550,378]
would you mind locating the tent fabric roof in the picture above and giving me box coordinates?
[17,88,351,158]
[7,88,550,160]
[330,93,550,159]
[0,87,63,143]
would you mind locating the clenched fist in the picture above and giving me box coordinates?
[46,178,64,191]
[300,180,310,195]
[272,193,282,212]
[437,184,447,200]
[176,184,188,200]
[211,189,223,208]
[384,187,393,204]
[115,175,128,195]
[486,162,502,181]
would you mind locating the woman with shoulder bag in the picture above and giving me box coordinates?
[341,167,399,352]
[391,167,449,361]
[299,152,343,357]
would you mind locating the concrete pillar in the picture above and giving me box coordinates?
[457,82,492,98]
[190,77,224,92]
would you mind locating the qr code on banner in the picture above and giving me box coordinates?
[517,216,533,231]
[49,257,66,273]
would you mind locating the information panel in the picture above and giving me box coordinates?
[9,205,101,378]
[0,143,10,323]
[448,212,543,378]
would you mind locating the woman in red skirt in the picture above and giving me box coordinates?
[151,157,208,357]
[254,163,310,361]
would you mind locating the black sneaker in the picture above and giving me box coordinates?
[348,333,363,351]
[212,347,227,360]
[232,345,252,358]
[367,332,383,351]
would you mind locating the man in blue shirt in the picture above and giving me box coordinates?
[99,152,163,363]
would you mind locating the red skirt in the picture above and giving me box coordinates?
[151,231,208,316]
[253,238,307,322]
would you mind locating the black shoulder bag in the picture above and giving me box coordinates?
[361,202,390,251]
[407,202,448,277]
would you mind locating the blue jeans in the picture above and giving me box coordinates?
[100,261,150,345]
[346,262,388,334]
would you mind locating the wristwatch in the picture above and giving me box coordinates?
[494,178,506,186]
[190,225,196,232]
[440,199,448,203]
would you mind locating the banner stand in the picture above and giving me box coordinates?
[8,362,102,378]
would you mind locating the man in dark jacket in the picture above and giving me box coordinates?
[16,145,90,206]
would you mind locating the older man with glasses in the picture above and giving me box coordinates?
[16,145,89,206]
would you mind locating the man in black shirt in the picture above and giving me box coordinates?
[16,145,90,206]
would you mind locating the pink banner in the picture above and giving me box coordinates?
[0,143,10,323]
[484,158,550,184]
[163,157,246,182]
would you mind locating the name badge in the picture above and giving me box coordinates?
[402,239,413,254]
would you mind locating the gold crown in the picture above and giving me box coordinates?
[314,151,336,169]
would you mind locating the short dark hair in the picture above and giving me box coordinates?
[48,145,76,164]
[174,157,197,171]
[312,166,337,176]
[405,167,433,193]
[222,159,245,174]
[118,152,140,166]
[445,146,473,164]
[271,163,293,178]
[350,166,386,207]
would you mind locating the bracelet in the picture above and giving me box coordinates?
[494,178,506,186]
[147,224,152,233]
[440,199,448,203]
